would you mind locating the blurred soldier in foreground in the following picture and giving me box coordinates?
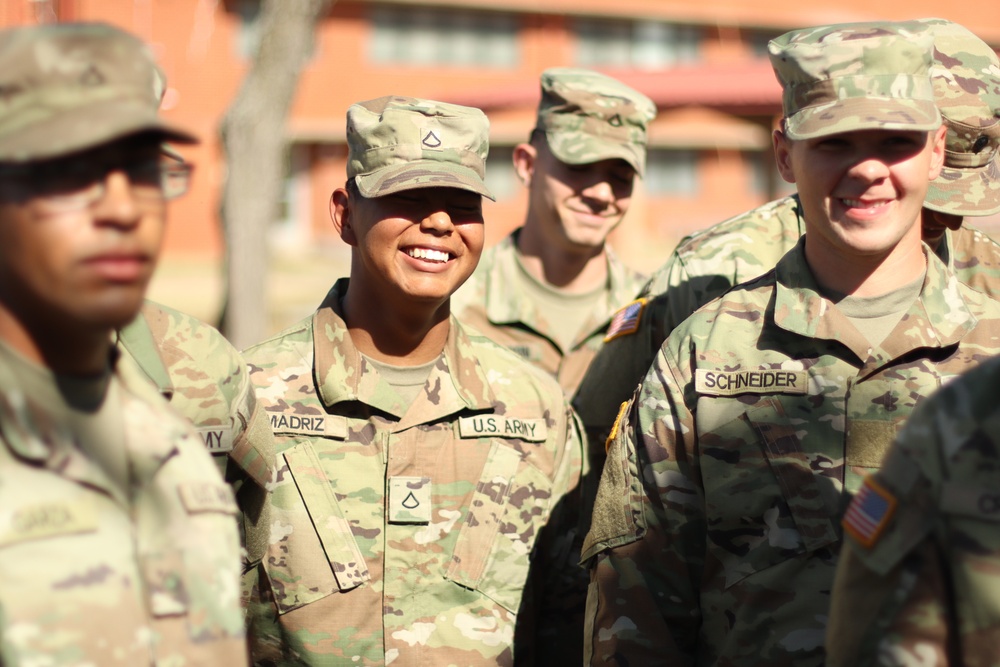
[452,68,653,396]
[827,354,1000,667]
[118,298,275,602]
[0,23,247,664]
[574,18,1000,452]
[583,21,1000,666]
[244,95,584,665]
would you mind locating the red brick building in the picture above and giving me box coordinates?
[4,0,1000,274]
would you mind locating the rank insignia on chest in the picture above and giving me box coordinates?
[388,476,432,524]
[604,299,646,342]
[843,476,897,548]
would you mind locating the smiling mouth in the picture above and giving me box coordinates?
[406,247,452,263]
[840,198,890,211]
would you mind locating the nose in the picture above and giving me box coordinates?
[847,153,891,184]
[91,170,142,228]
[420,209,454,235]
[580,179,615,206]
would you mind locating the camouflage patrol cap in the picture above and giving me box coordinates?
[535,68,656,177]
[769,22,941,140]
[0,22,196,163]
[346,95,494,200]
[911,19,1000,216]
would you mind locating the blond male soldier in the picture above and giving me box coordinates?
[583,21,1000,666]
[827,353,1000,667]
[452,68,654,395]
[574,18,1000,453]
[0,22,246,665]
[243,95,584,666]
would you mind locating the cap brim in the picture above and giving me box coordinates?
[0,98,197,163]
[356,160,494,201]
[785,97,941,140]
[546,131,645,177]
[924,159,1000,217]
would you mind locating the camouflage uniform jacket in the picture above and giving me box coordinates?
[118,300,275,575]
[451,228,646,395]
[243,279,584,666]
[582,239,1000,667]
[574,195,1000,452]
[827,354,1000,667]
[0,346,247,665]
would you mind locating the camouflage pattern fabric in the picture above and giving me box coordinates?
[243,279,585,666]
[347,95,493,200]
[574,196,1000,466]
[582,240,1000,667]
[535,67,656,176]
[452,229,646,396]
[0,22,196,162]
[827,353,1000,667]
[768,22,940,140]
[0,344,247,665]
[118,300,275,580]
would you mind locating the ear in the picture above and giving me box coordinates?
[773,129,796,184]
[927,125,947,180]
[330,188,358,246]
[512,142,537,188]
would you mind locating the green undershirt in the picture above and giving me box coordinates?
[825,271,925,349]
[514,253,605,351]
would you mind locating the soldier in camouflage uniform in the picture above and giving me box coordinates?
[118,299,275,598]
[451,68,654,395]
[583,21,1000,667]
[0,23,247,665]
[826,354,1000,667]
[574,18,1000,453]
[243,95,584,666]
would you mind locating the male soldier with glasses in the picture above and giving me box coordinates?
[0,23,247,664]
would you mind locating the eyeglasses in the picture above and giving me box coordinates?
[0,158,193,214]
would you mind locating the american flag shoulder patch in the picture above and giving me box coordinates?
[604,299,647,342]
[843,476,898,548]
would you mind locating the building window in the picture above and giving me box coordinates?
[744,150,795,199]
[370,5,518,68]
[573,18,700,69]
[644,149,699,196]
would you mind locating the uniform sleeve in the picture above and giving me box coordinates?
[516,400,587,666]
[826,414,942,667]
[583,345,704,666]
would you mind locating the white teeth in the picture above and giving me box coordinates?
[407,248,451,263]
[843,199,886,210]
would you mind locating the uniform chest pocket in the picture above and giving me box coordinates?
[699,397,840,588]
[263,442,370,614]
[445,441,553,613]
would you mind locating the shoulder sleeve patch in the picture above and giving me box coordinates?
[604,299,647,342]
[843,476,897,549]
[606,401,629,454]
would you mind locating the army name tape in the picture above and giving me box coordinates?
[268,410,348,438]
[458,415,547,442]
[695,369,809,397]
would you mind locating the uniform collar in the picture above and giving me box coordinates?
[313,279,496,426]
[117,303,174,401]
[480,228,645,347]
[773,237,977,370]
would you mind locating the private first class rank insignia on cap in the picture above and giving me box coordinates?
[843,476,898,548]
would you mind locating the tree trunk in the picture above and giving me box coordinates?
[219,0,333,349]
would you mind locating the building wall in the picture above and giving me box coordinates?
[3,0,1000,276]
